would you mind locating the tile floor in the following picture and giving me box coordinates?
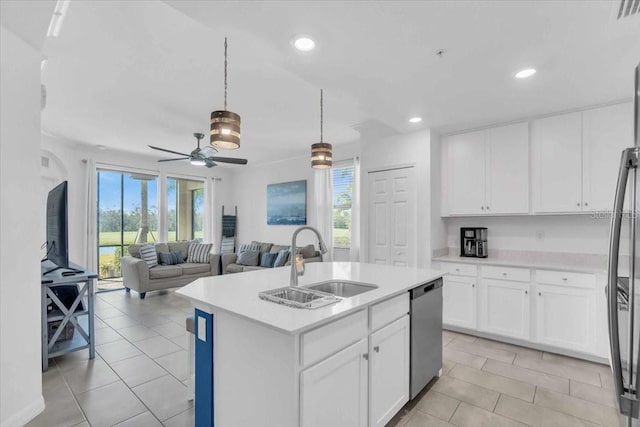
[29,289,624,427]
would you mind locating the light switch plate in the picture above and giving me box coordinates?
[197,316,207,342]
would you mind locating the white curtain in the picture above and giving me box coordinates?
[350,156,361,262]
[82,159,97,272]
[204,177,219,249]
[314,168,333,261]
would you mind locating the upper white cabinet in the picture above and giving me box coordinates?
[446,123,529,215]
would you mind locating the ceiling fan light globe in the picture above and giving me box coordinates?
[190,158,206,166]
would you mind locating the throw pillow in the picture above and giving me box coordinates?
[158,251,182,265]
[269,244,289,254]
[187,243,213,263]
[238,243,260,254]
[251,241,274,254]
[274,250,289,267]
[139,244,158,268]
[237,250,260,266]
[260,252,278,268]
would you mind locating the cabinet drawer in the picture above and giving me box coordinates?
[535,270,595,289]
[370,292,409,332]
[440,262,477,277]
[302,309,368,367]
[482,265,530,282]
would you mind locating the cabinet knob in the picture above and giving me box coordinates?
[455,268,460,272]
[502,272,507,276]
[584,202,589,207]
[481,206,485,210]
[374,345,380,353]
[577,202,581,207]
[363,353,369,361]
[525,290,528,295]
[562,278,568,281]
[538,292,542,296]
[472,284,475,288]
[486,206,490,210]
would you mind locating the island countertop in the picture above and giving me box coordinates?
[176,262,444,334]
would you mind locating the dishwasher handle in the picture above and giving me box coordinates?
[411,279,443,300]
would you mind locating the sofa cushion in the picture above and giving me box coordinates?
[226,264,244,274]
[274,250,290,267]
[168,241,192,261]
[187,243,213,263]
[243,266,267,272]
[260,253,278,268]
[299,244,316,259]
[238,243,260,253]
[155,243,169,254]
[158,251,182,265]
[148,265,182,279]
[181,262,211,275]
[128,244,142,258]
[237,250,260,266]
[270,244,289,254]
[139,244,158,268]
[251,241,274,254]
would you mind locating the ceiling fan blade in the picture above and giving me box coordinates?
[209,156,248,165]
[148,145,190,157]
[158,157,190,162]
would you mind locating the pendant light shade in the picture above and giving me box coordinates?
[311,89,332,169]
[211,38,241,150]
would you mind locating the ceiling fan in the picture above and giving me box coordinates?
[149,133,248,168]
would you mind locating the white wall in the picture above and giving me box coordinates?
[430,132,447,253]
[0,27,46,427]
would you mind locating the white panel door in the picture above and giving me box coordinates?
[535,284,595,353]
[486,123,529,214]
[301,339,368,427]
[368,167,416,266]
[369,316,410,427]
[442,275,477,329]
[447,131,486,215]
[531,112,583,213]
[582,102,634,212]
[480,279,530,340]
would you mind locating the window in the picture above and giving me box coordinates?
[332,164,354,247]
[167,177,205,242]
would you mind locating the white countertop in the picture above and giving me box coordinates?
[432,255,607,274]
[176,262,444,334]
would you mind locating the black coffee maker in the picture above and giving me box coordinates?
[460,227,488,258]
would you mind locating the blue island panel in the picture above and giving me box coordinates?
[195,309,214,426]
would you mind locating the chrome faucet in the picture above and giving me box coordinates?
[290,226,328,286]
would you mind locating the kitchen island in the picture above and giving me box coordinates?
[177,262,444,427]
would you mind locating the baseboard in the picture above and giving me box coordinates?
[1,395,45,427]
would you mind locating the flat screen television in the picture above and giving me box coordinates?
[43,181,72,275]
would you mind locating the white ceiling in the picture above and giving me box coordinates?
[39,0,640,165]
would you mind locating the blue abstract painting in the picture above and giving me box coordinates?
[267,180,307,225]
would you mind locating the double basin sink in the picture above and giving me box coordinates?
[259,281,378,309]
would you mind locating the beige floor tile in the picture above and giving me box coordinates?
[110,354,168,387]
[163,407,195,427]
[154,349,189,381]
[71,422,89,427]
[53,349,102,371]
[415,390,460,421]
[61,358,120,394]
[117,324,159,342]
[76,381,146,427]
[542,352,611,376]
[169,333,189,350]
[94,326,124,345]
[132,375,193,421]
[570,379,617,408]
[515,354,602,387]
[431,376,499,411]
[450,402,528,427]
[102,314,140,329]
[442,330,477,343]
[406,410,455,427]
[449,364,535,402]
[112,411,163,426]
[495,394,598,427]
[482,358,569,394]
[136,314,174,328]
[601,371,615,390]
[96,339,142,364]
[134,335,182,359]
[26,369,86,427]
[93,317,109,330]
[150,321,186,339]
[95,306,125,320]
[443,346,487,369]
[442,360,456,375]
[474,337,543,359]
[443,334,454,347]
[447,339,516,364]
[534,387,624,426]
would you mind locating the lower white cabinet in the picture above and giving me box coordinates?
[480,279,530,340]
[369,316,410,427]
[535,284,596,353]
[301,339,369,427]
[443,275,477,329]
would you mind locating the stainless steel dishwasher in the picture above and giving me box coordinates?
[410,278,443,399]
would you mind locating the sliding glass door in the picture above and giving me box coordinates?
[167,177,204,242]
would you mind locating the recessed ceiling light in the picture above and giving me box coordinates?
[293,36,315,52]
[515,68,537,79]
[409,117,423,124]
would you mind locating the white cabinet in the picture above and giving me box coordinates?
[480,278,530,340]
[443,275,477,329]
[369,316,410,427]
[535,284,596,353]
[446,123,529,215]
[301,339,369,427]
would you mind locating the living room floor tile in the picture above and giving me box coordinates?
[94,326,123,345]
[132,375,192,421]
[134,335,183,359]
[154,350,189,382]
[102,314,140,329]
[162,407,195,427]
[110,354,168,388]
[169,333,189,350]
[76,381,147,427]
[151,321,187,339]
[96,339,142,364]
[112,411,163,427]
[117,324,159,342]
[26,368,86,427]
[61,359,120,395]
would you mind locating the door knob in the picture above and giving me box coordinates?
[472,284,475,288]
[363,353,369,361]
[525,290,528,295]
[374,346,380,353]
[538,292,542,296]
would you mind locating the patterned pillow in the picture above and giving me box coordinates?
[260,253,278,268]
[139,244,158,268]
[237,250,260,266]
[187,243,213,263]
[238,243,260,254]
[274,250,290,267]
[158,251,182,265]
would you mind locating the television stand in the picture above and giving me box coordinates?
[41,259,84,276]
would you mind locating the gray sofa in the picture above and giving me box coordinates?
[222,241,323,274]
[121,241,219,299]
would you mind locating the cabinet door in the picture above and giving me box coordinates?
[301,339,368,427]
[535,284,595,353]
[486,123,529,214]
[480,279,530,340]
[370,316,409,427]
[531,112,583,213]
[447,131,486,215]
[443,275,477,329]
[582,102,634,212]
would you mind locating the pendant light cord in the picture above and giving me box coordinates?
[224,37,228,110]
[320,89,323,142]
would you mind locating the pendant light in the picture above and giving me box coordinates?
[311,89,332,169]
[211,38,241,150]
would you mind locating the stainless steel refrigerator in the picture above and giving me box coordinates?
[608,62,640,427]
